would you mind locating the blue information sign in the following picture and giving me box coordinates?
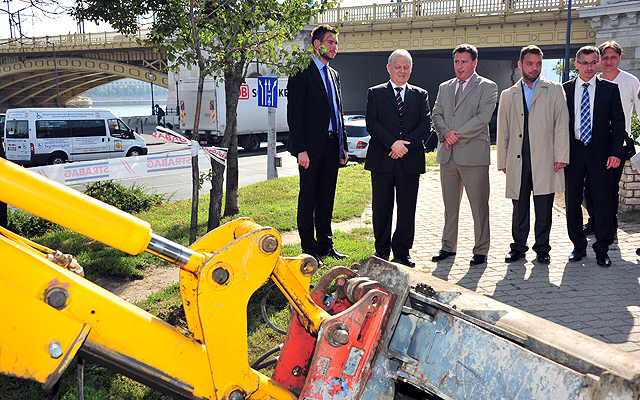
[258,77,278,108]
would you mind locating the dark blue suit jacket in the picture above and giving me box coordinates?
[563,77,625,166]
[287,62,346,160]
[365,81,431,174]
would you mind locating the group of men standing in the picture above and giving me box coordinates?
[287,23,638,269]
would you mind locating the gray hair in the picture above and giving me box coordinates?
[388,49,413,65]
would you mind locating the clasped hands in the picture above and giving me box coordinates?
[389,140,411,159]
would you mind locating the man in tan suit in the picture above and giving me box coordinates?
[432,44,498,266]
[497,45,570,264]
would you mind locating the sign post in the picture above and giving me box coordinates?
[258,77,279,179]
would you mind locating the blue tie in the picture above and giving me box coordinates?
[322,65,344,159]
[579,82,591,144]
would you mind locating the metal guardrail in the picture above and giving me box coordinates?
[0,29,151,50]
[317,0,600,24]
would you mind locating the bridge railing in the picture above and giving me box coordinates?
[317,0,599,24]
[0,29,151,50]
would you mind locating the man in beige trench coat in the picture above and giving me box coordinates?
[497,45,570,264]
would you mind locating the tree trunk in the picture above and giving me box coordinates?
[223,62,245,218]
[207,58,246,230]
[189,71,205,244]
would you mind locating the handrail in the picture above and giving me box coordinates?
[0,29,151,49]
[317,0,600,24]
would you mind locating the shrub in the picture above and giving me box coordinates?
[84,180,166,214]
[632,113,639,143]
[7,209,59,238]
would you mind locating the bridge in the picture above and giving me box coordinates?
[0,30,167,110]
[318,0,598,56]
[0,0,637,113]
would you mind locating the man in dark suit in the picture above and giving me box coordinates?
[365,49,431,268]
[287,24,349,265]
[563,45,625,267]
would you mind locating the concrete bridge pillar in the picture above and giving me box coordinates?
[579,0,640,78]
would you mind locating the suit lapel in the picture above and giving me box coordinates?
[514,80,524,118]
[530,78,545,107]
[383,82,401,116]
[311,63,330,105]
[454,74,478,111]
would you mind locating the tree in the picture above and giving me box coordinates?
[552,58,578,80]
[73,0,339,241]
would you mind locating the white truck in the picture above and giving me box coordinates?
[179,77,289,151]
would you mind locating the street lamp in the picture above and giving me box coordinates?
[46,40,61,107]
[149,71,155,115]
[174,71,180,116]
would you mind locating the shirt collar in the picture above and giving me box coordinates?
[312,56,328,71]
[521,77,539,91]
[390,81,408,91]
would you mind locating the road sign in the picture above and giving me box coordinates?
[258,77,278,108]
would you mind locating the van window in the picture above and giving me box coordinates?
[6,120,29,139]
[70,120,107,137]
[108,118,134,139]
[36,120,72,138]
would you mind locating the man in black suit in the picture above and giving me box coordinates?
[563,46,625,267]
[365,49,431,267]
[287,24,349,265]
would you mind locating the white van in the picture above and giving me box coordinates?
[4,108,148,166]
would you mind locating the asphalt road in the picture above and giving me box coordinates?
[111,141,300,201]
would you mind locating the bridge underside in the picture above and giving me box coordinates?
[0,47,167,111]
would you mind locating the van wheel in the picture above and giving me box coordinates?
[127,148,142,157]
[243,134,261,152]
[48,153,67,165]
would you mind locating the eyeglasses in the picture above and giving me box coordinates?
[577,61,598,67]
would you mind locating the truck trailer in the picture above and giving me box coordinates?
[179,77,289,151]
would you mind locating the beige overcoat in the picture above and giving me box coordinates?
[496,76,570,199]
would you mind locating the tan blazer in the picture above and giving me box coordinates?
[433,73,498,166]
[496,76,570,199]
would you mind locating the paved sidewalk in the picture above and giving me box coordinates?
[410,151,640,355]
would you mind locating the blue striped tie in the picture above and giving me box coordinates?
[579,82,591,144]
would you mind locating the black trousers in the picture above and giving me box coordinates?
[565,142,613,254]
[297,136,340,255]
[371,162,420,258]
[584,158,624,235]
[510,167,554,255]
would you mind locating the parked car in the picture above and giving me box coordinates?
[344,116,369,161]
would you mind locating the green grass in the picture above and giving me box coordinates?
[1,164,375,400]
[25,163,371,281]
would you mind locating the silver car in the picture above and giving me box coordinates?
[345,116,369,161]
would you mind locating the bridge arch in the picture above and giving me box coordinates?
[0,57,168,109]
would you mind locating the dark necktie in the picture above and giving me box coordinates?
[322,65,343,158]
[579,82,592,144]
[395,86,403,118]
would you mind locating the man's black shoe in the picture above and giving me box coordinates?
[505,250,525,263]
[470,254,486,265]
[536,253,551,264]
[431,249,456,262]
[568,249,586,262]
[583,222,595,235]
[596,253,612,267]
[637,247,640,256]
[373,252,389,260]
[392,255,416,268]
[321,248,349,259]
